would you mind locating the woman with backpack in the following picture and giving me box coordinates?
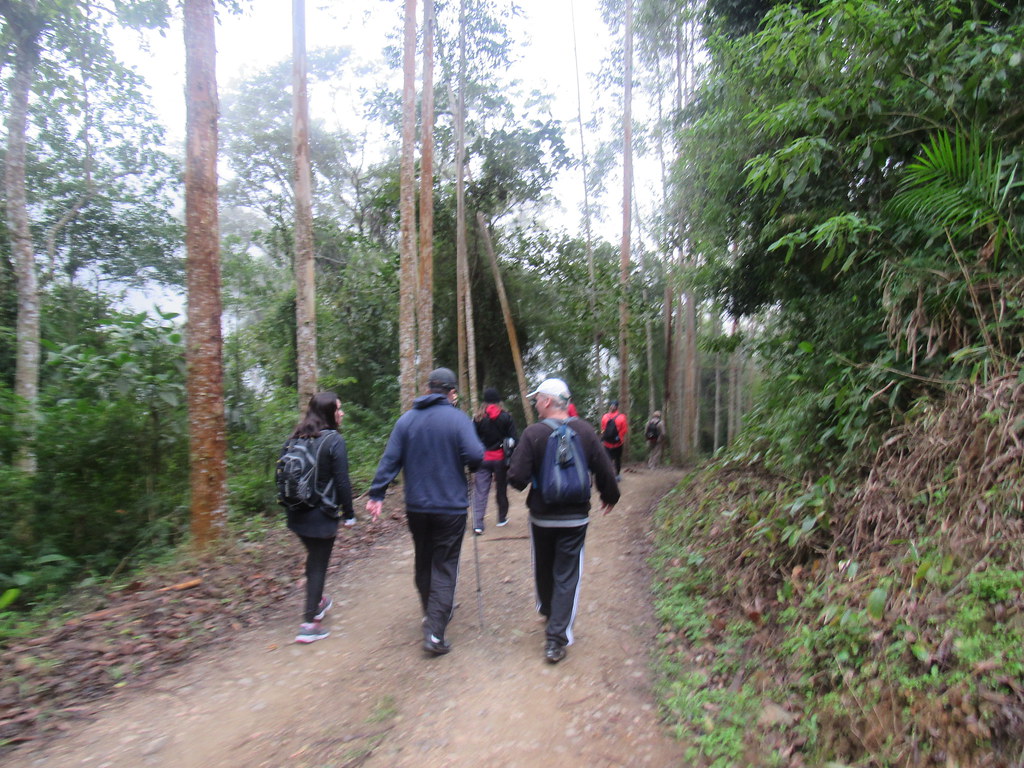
[471,388,517,534]
[278,391,354,643]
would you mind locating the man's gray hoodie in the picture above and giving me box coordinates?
[368,393,484,514]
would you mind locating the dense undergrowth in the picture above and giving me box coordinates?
[652,373,1024,767]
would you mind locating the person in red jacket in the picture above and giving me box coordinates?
[471,388,517,534]
[600,399,628,481]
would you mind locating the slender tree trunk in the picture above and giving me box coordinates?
[618,0,633,423]
[454,0,468,398]
[682,282,697,461]
[398,0,419,407]
[671,251,686,464]
[416,0,436,385]
[4,0,41,475]
[184,0,227,549]
[712,310,722,453]
[292,0,317,408]
[728,317,740,445]
[570,0,602,395]
[464,253,478,413]
[662,284,674,461]
[477,211,533,425]
[635,202,656,418]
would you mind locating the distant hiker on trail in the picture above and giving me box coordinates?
[471,387,518,534]
[365,367,484,656]
[644,410,665,469]
[508,377,619,664]
[600,399,629,481]
[278,391,355,644]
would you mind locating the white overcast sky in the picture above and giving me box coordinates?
[119,0,611,152]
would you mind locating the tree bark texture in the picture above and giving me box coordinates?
[292,0,318,409]
[728,317,740,445]
[416,0,436,387]
[4,0,41,474]
[454,0,468,399]
[662,284,674,460]
[398,0,419,408]
[463,252,478,414]
[570,0,602,395]
[617,0,634,423]
[682,287,698,461]
[184,0,228,549]
[712,310,723,453]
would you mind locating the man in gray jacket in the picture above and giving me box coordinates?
[507,377,619,663]
[366,368,484,655]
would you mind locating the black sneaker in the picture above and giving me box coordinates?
[496,517,509,527]
[544,640,566,663]
[423,634,451,655]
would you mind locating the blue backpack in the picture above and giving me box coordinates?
[536,418,591,504]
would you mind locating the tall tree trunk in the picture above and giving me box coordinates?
[682,283,698,461]
[670,252,686,464]
[4,0,41,475]
[570,0,602,396]
[464,253,478,413]
[454,0,468,398]
[292,0,317,408]
[398,0,419,407]
[416,0,436,385]
[662,284,674,460]
[477,211,533,425]
[635,201,656,417]
[727,317,740,445]
[618,0,633,421]
[712,310,723,453]
[184,0,227,549]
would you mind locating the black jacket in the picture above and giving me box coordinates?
[475,409,517,451]
[507,417,619,523]
[284,429,354,538]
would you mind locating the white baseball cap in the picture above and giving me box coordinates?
[526,377,571,402]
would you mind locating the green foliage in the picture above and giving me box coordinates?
[672,0,1024,474]
[0,305,189,609]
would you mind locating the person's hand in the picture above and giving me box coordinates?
[601,502,615,515]
[366,498,383,521]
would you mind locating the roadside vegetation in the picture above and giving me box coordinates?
[650,0,1023,763]
[652,375,1024,766]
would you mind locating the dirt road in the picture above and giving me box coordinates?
[8,468,685,768]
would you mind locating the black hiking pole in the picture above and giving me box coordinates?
[468,476,485,630]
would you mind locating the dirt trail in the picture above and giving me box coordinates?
[7,468,685,768]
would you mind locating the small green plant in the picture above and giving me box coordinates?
[369,694,398,723]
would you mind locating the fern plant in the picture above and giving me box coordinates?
[891,130,1022,264]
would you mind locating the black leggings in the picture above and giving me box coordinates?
[299,535,336,622]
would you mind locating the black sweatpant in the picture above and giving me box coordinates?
[406,511,466,641]
[530,522,588,647]
[299,535,336,623]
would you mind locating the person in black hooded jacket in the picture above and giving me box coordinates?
[365,367,484,655]
[471,387,517,533]
[281,391,354,644]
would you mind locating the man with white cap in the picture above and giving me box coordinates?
[507,377,619,663]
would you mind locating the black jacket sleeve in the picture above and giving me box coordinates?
[327,433,354,516]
